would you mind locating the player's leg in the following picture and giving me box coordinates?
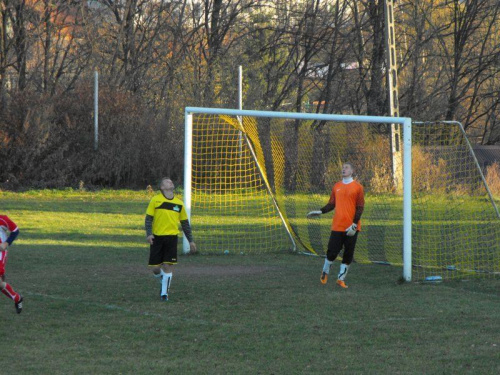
[160,264,173,301]
[148,236,165,296]
[0,251,22,313]
[0,250,7,281]
[0,279,23,313]
[336,232,359,289]
[321,231,344,284]
[160,236,178,301]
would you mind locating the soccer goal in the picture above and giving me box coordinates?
[183,108,500,282]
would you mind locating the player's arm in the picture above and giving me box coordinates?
[307,189,336,218]
[346,186,365,236]
[353,186,365,224]
[0,228,19,251]
[145,197,158,244]
[6,228,19,245]
[180,220,197,254]
[145,214,154,244]
[0,217,19,250]
[353,206,364,224]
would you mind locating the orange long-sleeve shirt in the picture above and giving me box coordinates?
[326,181,365,232]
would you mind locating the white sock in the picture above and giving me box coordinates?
[161,271,172,296]
[322,259,333,274]
[338,263,350,281]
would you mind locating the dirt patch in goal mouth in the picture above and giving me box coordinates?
[176,264,279,277]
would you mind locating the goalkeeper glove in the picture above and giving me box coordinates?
[306,210,322,218]
[345,223,357,236]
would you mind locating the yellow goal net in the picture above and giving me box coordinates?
[185,109,500,282]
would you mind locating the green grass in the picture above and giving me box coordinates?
[1,190,499,374]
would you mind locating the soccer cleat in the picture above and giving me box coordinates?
[15,296,23,314]
[336,280,348,289]
[160,294,168,302]
[320,272,328,284]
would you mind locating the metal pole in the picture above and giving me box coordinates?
[384,0,402,191]
[94,71,98,151]
[238,66,243,110]
[238,66,243,153]
[234,67,296,251]
[183,112,193,253]
[403,118,412,282]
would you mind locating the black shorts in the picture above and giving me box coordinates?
[148,235,178,266]
[326,230,359,264]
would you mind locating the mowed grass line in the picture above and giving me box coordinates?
[0,191,499,374]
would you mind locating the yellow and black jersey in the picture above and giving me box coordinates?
[146,194,188,236]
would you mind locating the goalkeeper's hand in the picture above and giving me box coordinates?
[306,210,322,218]
[345,223,357,236]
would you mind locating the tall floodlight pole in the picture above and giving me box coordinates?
[94,70,99,151]
[384,0,402,190]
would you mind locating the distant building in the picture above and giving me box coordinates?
[472,145,500,172]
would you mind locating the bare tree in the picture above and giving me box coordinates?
[10,0,27,91]
[0,0,9,107]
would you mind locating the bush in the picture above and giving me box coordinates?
[0,86,183,189]
[485,162,500,198]
[412,146,450,194]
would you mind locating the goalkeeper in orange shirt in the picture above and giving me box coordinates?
[307,162,365,288]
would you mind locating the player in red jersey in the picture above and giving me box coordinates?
[0,215,23,313]
[307,163,365,289]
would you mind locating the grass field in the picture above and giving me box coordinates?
[1,190,499,374]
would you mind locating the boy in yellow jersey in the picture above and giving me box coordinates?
[145,177,197,301]
[307,163,365,288]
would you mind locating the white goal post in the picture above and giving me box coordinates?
[183,107,413,281]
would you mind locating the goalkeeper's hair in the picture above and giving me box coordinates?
[158,176,172,189]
